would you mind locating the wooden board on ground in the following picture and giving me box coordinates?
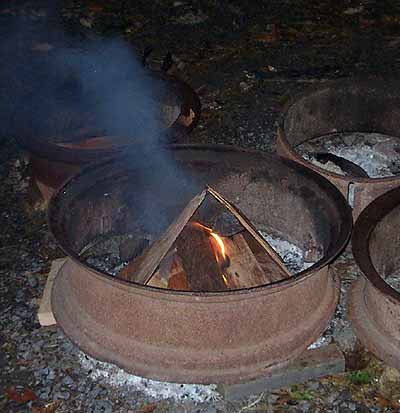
[38,258,67,327]
[219,343,345,401]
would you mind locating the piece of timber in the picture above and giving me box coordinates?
[38,258,67,327]
[242,232,290,282]
[167,254,190,290]
[116,189,206,284]
[175,224,227,291]
[218,343,345,401]
[207,186,291,279]
[222,233,277,288]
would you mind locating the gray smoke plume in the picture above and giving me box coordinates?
[1,13,195,235]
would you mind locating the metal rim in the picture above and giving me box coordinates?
[16,74,201,164]
[52,258,339,383]
[352,186,400,303]
[277,77,400,184]
[48,144,352,297]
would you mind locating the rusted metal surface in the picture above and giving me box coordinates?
[18,74,200,201]
[49,145,352,384]
[349,186,400,369]
[276,78,400,219]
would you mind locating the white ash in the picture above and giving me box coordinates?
[258,230,315,274]
[385,271,400,293]
[307,335,331,350]
[81,234,138,276]
[296,132,400,178]
[78,352,221,403]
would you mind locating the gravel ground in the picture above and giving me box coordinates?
[2,0,400,412]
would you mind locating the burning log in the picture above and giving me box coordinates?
[175,224,228,291]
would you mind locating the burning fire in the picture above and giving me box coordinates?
[190,222,230,285]
[209,231,226,261]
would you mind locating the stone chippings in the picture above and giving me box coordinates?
[3,0,400,409]
[2,148,399,412]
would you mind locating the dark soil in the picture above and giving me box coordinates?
[1,0,400,411]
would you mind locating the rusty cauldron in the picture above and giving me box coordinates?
[17,73,200,201]
[48,145,352,384]
[349,186,400,369]
[277,78,400,219]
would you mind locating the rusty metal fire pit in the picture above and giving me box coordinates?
[17,73,200,201]
[48,145,351,384]
[277,78,400,219]
[349,186,400,369]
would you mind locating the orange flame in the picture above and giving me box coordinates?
[209,232,226,260]
[190,222,229,286]
[191,222,226,260]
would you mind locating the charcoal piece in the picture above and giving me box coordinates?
[119,237,150,262]
[213,211,244,237]
[312,152,369,178]
[389,161,400,176]
[161,52,173,72]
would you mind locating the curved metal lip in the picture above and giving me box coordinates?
[352,186,400,303]
[277,77,400,183]
[16,74,201,165]
[48,144,352,298]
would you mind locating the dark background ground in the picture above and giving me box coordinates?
[1,1,400,412]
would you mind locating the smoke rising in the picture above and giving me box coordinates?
[1,12,195,235]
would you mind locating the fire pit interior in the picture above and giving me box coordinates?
[84,185,294,291]
[48,145,351,383]
[277,79,400,218]
[296,132,400,178]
